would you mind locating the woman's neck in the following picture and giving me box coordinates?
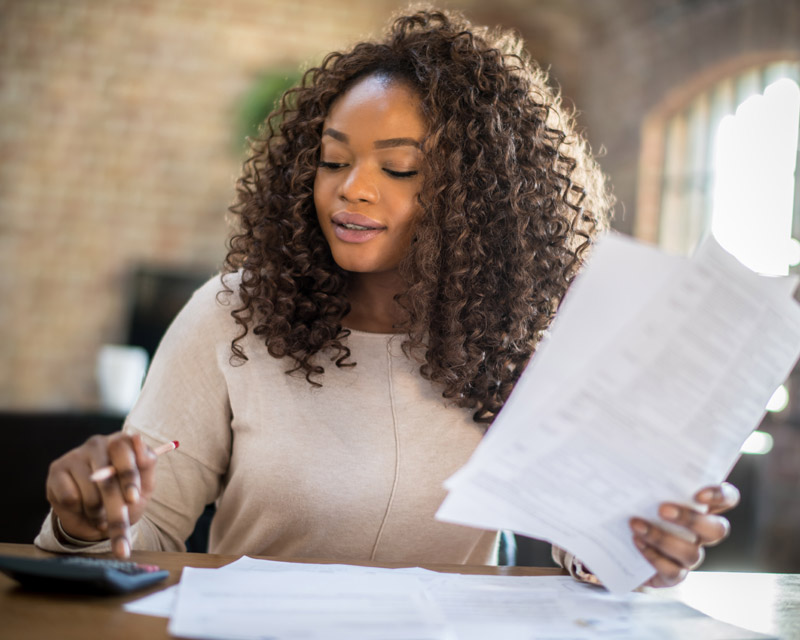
[343,271,406,334]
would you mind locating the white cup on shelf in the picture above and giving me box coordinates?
[96,344,149,415]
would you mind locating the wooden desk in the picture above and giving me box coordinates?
[0,543,797,639]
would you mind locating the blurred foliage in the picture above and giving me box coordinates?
[235,68,303,153]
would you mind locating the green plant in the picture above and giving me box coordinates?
[235,68,303,153]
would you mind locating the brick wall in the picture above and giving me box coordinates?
[0,0,405,408]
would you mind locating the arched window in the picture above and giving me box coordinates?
[637,60,800,277]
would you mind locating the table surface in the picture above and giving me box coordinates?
[0,543,797,640]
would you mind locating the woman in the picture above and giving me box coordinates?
[38,8,737,589]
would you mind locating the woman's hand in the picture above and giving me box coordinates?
[45,432,158,558]
[629,482,740,588]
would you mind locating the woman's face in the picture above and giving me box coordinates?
[314,75,425,275]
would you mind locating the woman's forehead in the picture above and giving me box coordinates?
[323,75,426,140]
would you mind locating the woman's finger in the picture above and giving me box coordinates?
[633,536,689,588]
[70,466,107,529]
[94,433,141,558]
[46,466,83,514]
[68,437,111,526]
[630,519,705,568]
[95,473,131,558]
[131,434,159,498]
[108,435,143,505]
[658,503,731,546]
[695,482,740,515]
[47,465,105,531]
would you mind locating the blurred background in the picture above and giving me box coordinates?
[1,0,798,571]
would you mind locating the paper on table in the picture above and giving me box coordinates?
[164,560,772,640]
[123,583,177,617]
[124,556,437,618]
[437,233,800,594]
[122,557,262,618]
[421,573,772,640]
[167,567,449,640]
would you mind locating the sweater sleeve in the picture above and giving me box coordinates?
[35,275,235,553]
[551,545,601,585]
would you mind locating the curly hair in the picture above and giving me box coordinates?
[223,7,612,424]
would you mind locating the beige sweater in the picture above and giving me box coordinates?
[36,274,498,565]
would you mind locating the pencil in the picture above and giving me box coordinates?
[89,440,179,482]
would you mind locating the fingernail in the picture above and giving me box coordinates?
[662,505,680,521]
[697,489,714,502]
[115,537,130,558]
[632,521,649,536]
[98,521,108,533]
[127,485,140,503]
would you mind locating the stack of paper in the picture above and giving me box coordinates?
[436,234,800,594]
[126,557,773,639]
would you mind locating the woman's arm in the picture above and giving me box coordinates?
[35,275,235,558]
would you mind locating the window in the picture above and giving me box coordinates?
[711,77,800,276]
[639,61,800,277]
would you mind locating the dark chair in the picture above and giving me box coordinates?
[0,411,123,544]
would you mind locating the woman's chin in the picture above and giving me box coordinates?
[330,254,401,276]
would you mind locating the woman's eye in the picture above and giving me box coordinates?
[384,169,419,179]
[319,161,346,170]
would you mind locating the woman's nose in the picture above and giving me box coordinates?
[340,164,378,203]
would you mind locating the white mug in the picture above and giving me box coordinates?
[96,344,149,414]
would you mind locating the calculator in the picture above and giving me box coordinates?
[0,554,170,595]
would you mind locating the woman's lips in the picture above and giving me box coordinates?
[333,224,384,243]
[331,211,386,243]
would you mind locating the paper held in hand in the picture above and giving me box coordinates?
[436,233,800,594]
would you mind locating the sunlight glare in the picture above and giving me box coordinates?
[711,78,800,276]
[740,430,774,455]
[765,384,789,413]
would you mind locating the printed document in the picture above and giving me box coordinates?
[161,558,772,639]
[436,233,800,594]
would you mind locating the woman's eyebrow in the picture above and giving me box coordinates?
[373,137,420,149]
[322,128,348,143]
[321,128,420,149]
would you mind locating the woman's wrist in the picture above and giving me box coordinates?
[52,513,104,547]
[571,558,601,585]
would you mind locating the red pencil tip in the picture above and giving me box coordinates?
[172,440,180,449]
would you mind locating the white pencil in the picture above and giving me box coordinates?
[89,440,179,482]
